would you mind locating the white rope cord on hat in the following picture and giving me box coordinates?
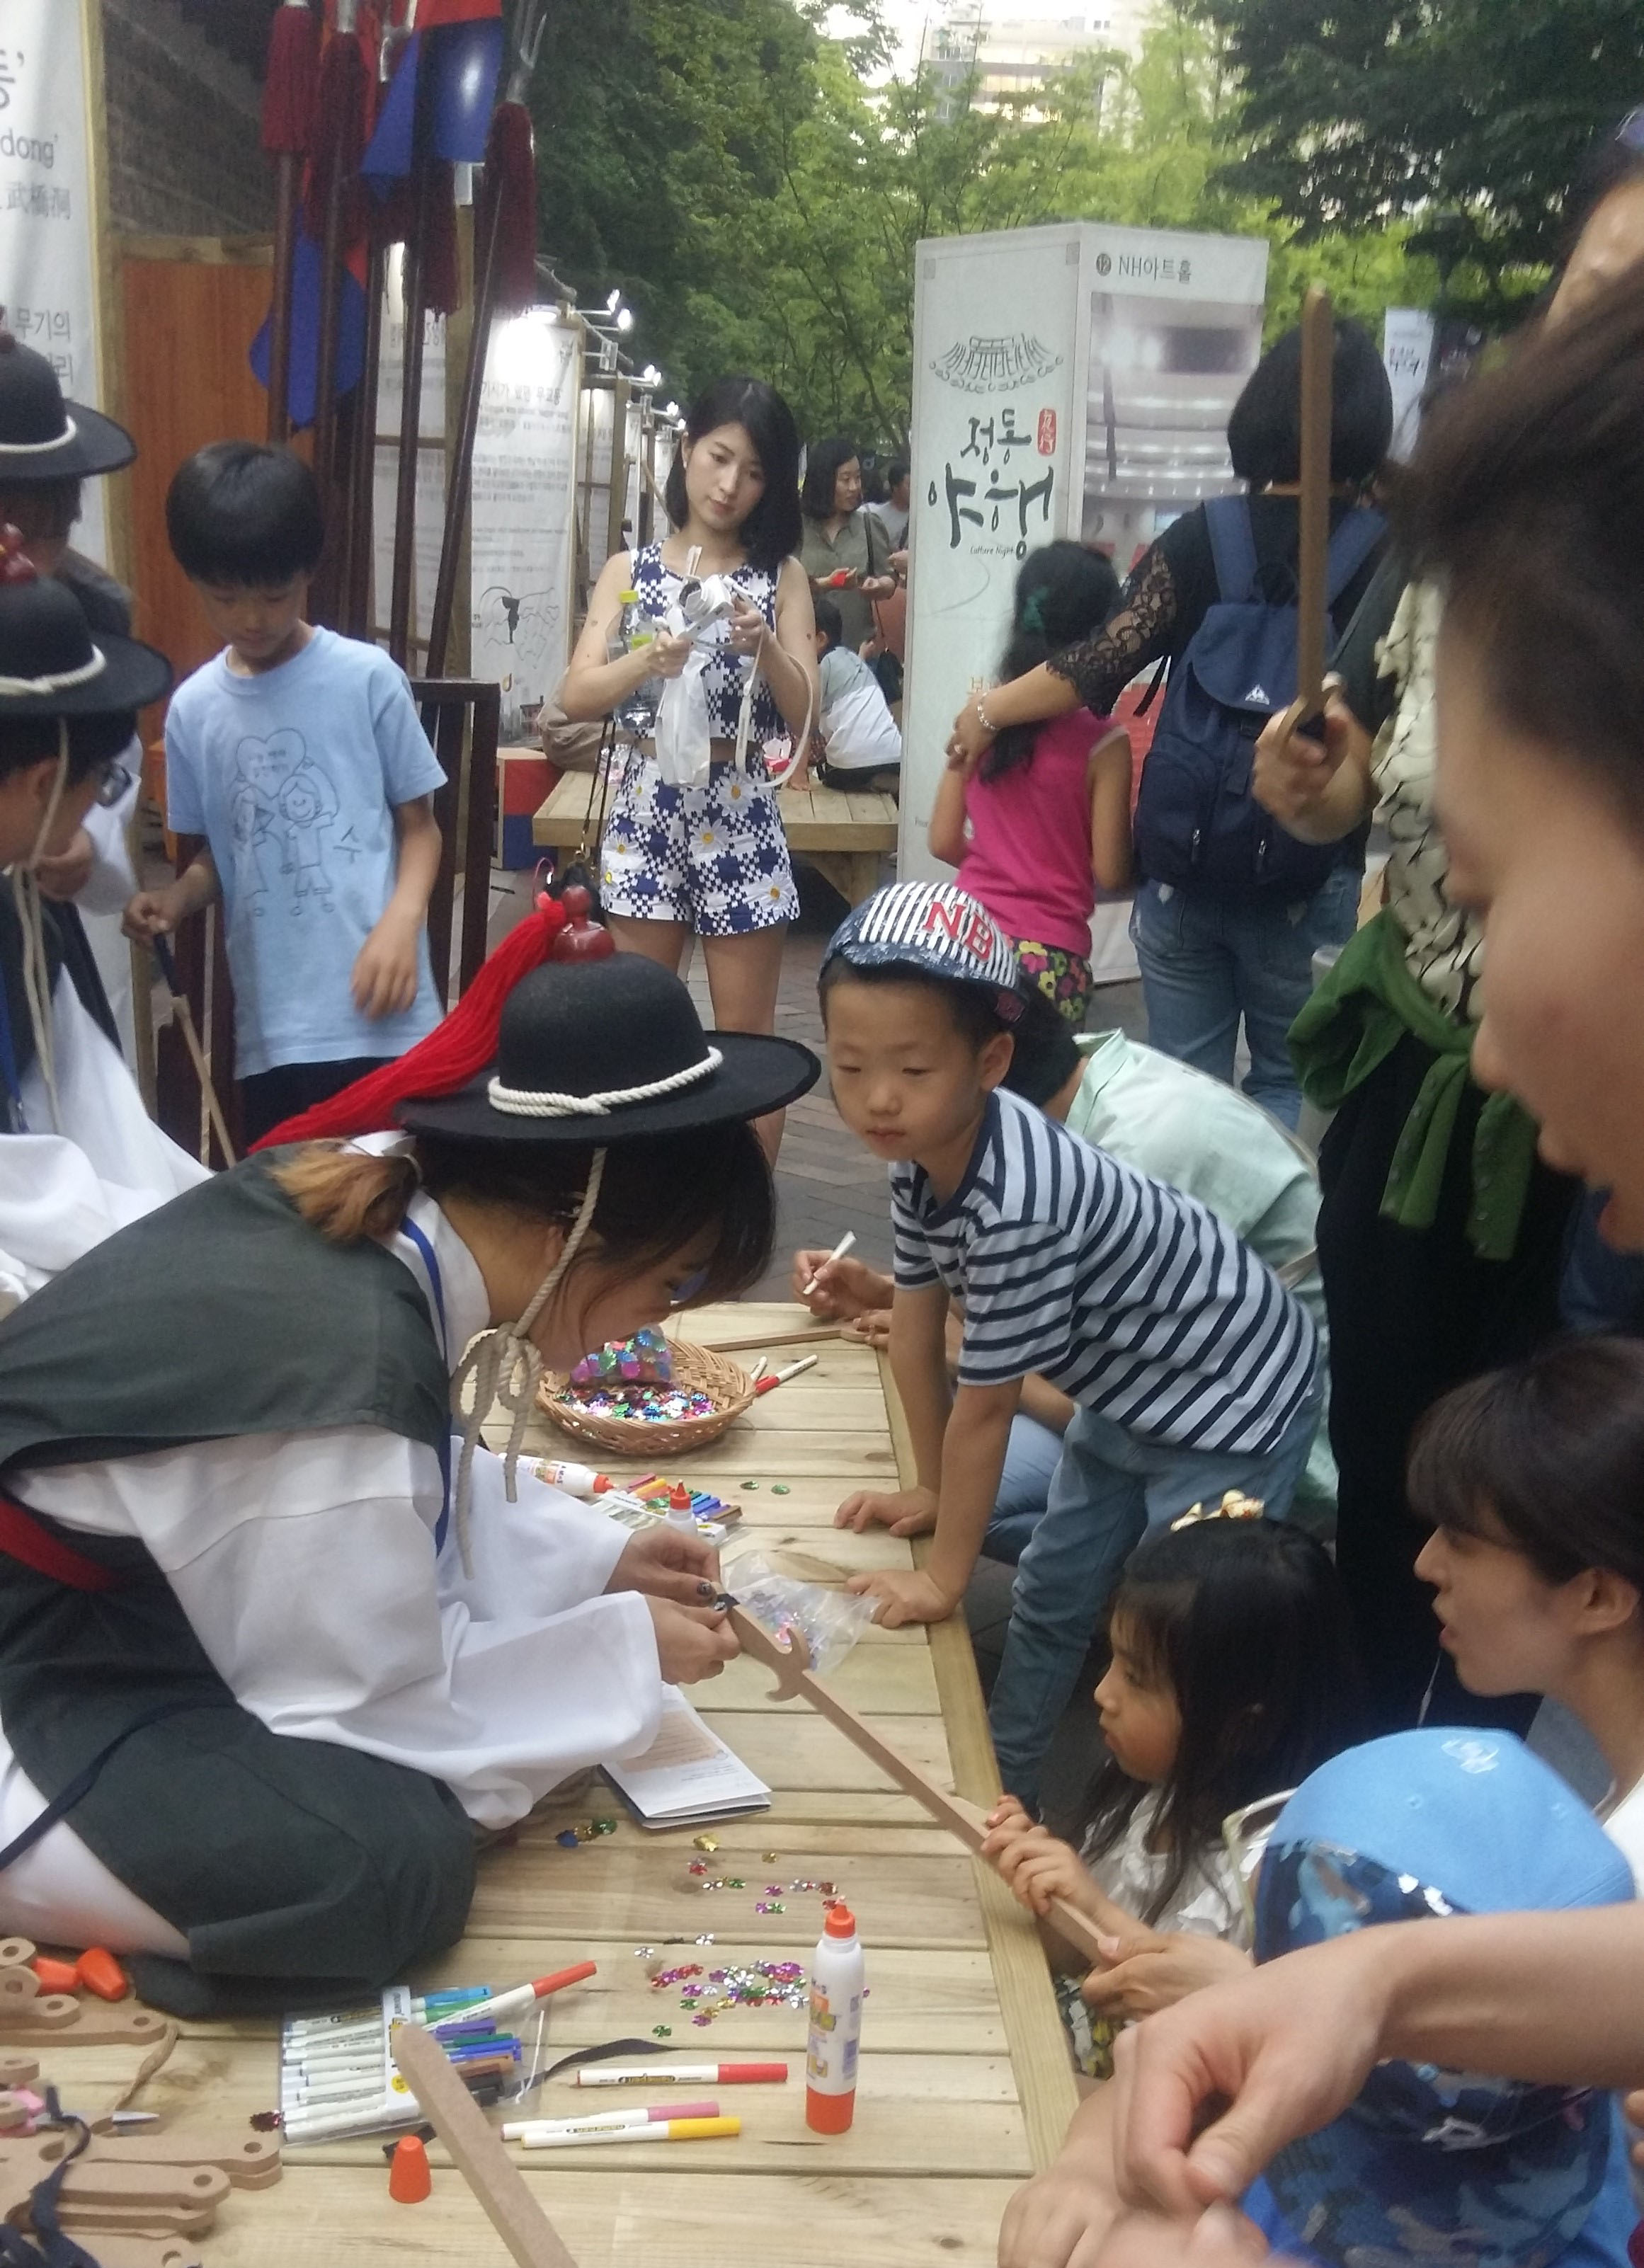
[0,648,105,697]
[446,1148,607,1573]
[0,415,79,457]
[7,718,69,1132]
[487,1046,722,1118]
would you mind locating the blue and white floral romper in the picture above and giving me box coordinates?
[600,546,800,937]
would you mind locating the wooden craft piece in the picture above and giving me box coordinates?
[0,2056,37,2089]
[699,1324,845,1356]
[392,2017,580,2268]
[76,2240,200,2268]
[0,1954,169,2046]
[0,2138,228,2234]
[726,1604,1112,1970]
[81,2130,282,2189]
[1294,282,1334,718]
[1270,280,1337,769]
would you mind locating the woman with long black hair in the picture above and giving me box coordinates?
[561,377,817,1157]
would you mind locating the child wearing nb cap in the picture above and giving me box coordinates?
[820,881,1322,1811]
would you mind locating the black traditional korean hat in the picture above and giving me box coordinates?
[0,323,137,483]
[0,553,170,718]
[398,953,818,1145]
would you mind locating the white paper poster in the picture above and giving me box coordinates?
[0,2,107,563]
[470,309,578,741]
[1081,221,1268,574]
[1383,307,1435,462]
[901,224,1084,881]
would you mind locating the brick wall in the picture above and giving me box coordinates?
[101,0,272,238]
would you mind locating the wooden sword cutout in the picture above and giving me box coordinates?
[1271,282,1336,757]
[725,1603,1114,1970]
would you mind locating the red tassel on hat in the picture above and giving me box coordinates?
[303,23,371,245]
[262,0,320,156]
[250,898,569,1148]
[485,98,537,315]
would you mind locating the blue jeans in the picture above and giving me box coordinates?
[1130,867,1359,1128]
[983,1414,1067,1565]
[988,1367,1325,1809]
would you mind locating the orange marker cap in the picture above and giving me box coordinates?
[29,1958,79,1995]
[389,2134,432,2203]
[75,1949,129,2001]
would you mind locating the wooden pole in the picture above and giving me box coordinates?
[343,240,385,638]
[1294,284,1334,718]
[267,154,299,444]
[391,2022,581,2268]
[389,158,435,668]
[726,1604,1112,1970]
[426,172,502,678]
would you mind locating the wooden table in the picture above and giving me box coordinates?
[45,1307,1074,2267]
[532,772,898,907]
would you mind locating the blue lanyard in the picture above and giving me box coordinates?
[401,1215,453,1558]
[0,977,25,1133]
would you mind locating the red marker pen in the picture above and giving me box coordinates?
[573,2061,787,2087]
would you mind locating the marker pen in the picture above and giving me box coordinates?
[754,1354,818,1396]
[519,2116,740,2150]
[500,2101,717,2140]
[430,1964,597,2032]
[572,2061,787,2087]
[287,1986,493,2041]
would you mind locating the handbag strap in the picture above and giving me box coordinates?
[577,717,617,861]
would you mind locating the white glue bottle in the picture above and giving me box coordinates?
[805,1903,864,2133]
[530,1459,604,1501]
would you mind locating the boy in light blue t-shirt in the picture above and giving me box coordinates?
[126,443,444,1145]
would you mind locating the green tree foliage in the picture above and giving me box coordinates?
[1202,0,1644,293]
[518,0,1441,445]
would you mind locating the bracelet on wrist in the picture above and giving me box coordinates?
[974,693,1000,735]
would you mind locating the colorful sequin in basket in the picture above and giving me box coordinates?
[537,1339,756,1455]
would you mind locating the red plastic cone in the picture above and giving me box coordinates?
[388,2134,432,2203]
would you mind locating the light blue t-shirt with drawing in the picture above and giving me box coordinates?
[164,626,446,1075]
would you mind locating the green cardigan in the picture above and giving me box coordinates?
[1289,909,1541,1262]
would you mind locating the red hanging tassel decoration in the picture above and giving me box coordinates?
[262,0,320,156]
[485,99,537,314]
[251,898,569,1149]
[304,28,371,246]
[423,162,461,318]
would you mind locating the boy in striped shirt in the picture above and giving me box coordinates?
[822,882,1322,1806]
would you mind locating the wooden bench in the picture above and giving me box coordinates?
[532,769,898,907]
[47,1305,1074,2267]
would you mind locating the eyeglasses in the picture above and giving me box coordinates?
[1616,107,1644,151]
[92,759,132,808]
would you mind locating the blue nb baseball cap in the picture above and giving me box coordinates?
[1249,1730,1633,2268]
[821,881,1027,1021]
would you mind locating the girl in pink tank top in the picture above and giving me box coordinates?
[929,542,1133,1026]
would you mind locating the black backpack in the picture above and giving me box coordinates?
[1132,496,1385,900]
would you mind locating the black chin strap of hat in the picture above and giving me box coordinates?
[446,1150,607,1574]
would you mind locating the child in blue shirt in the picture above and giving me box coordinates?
[125,444,444,1144]
[821,881,1322,1809]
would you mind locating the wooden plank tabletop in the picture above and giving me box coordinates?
[531,769,898,854]
[38,1305,1073,2267]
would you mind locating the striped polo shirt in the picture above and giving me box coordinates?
[891,1087,1318,1455]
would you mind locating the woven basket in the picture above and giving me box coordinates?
[537,1339,755,1457]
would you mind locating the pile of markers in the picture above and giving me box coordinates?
[278,1964,595,2146]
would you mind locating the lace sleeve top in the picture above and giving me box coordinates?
[1043,498,1384,718]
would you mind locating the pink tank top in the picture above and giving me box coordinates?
[957,707,1117,956]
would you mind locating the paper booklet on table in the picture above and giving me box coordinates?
[601,1686,771,1828]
